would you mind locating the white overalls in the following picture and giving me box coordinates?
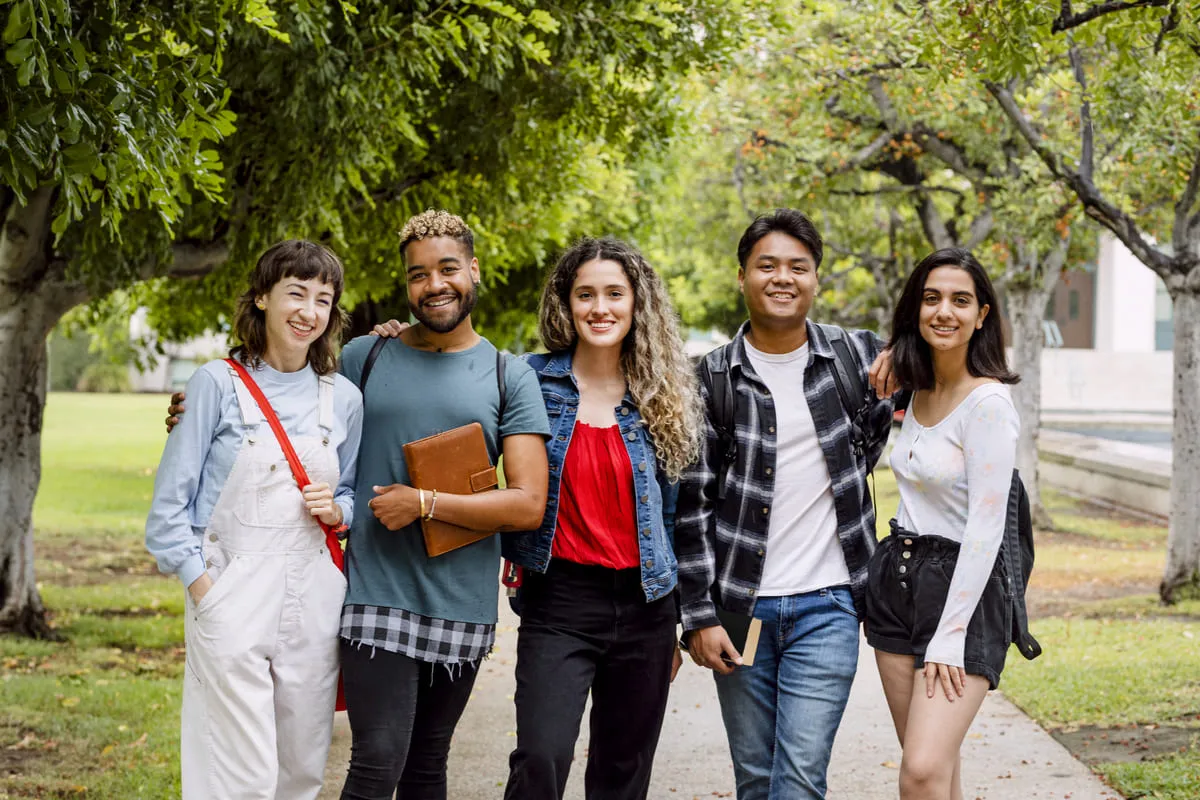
[181,369,346,800]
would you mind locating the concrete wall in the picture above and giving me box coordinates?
[1039,430,1169,519]
[1039,348,1173,413]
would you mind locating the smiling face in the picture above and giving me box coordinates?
[738,231,819,331]
[257,276,335,366]
[404,236,480,334]
[918,265,990,354]
[569,258,634,353]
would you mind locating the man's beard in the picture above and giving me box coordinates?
[409,281,479,334]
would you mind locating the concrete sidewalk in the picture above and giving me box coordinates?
[321,601,1121,799]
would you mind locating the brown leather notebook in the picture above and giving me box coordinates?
[402,422,500,557]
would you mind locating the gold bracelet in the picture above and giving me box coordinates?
[418,488,426,520]
[425,489,438,521]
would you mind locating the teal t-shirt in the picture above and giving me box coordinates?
[338,334,550,624]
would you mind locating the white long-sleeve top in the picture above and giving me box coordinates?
[889,383,1019,668]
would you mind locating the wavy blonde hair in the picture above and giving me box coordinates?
[539,237,702,480]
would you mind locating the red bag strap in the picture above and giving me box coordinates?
[225,359,347,569]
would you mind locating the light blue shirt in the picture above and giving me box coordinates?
[145,359,364,588]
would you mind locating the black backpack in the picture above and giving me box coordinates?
[1005,471,1042,660]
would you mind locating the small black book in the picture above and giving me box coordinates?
[715,607,763,667]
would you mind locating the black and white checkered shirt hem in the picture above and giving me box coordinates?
[340,603,495,666]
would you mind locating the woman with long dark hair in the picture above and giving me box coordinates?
[146,240,363,799]
[866,247,1020,800]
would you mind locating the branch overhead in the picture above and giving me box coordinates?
[1174,132,1200,256]
[1068,45,1095,185]
[1051,0,1172,33]
[166,240,232,279]
[984,80,1172,276]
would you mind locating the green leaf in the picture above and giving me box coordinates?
[52,66,72,92]
[62,142,99,175]
[526,9,560,34]
[442,17,466,50]
[16,52,36,86]
[5,37,35,66]
[3,1,32,44]
[69,38,88,73]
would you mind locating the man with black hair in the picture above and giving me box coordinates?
[675,208,896,800]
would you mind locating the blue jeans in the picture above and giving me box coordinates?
[712,587,859,800]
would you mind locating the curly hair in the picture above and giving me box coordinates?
[539,237,702,480]
[399,209,474,261]
[230,240,348,376]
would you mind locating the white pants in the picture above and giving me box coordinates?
[181,539,345,799]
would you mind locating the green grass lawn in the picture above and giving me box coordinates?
[3,393,1198,798]
[5,393,181,799]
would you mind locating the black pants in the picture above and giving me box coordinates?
[339,641,479,800]
[504,560,678,800]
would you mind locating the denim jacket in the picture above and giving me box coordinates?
[501,349,679,602]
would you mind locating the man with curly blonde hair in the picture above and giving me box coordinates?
[394,210,479,334]
[334,209,551,799]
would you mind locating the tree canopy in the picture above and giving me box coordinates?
[3,0,749,341]
[0,0,749,635]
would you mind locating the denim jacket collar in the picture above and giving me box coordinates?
[535,348,575,379]
[533,347,636,406]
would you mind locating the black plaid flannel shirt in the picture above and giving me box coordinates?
[675,321,893,632]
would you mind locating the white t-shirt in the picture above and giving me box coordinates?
[744,340,851,596]
[889,383,1020,668]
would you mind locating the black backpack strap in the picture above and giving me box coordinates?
[1004,470,1042,660]
[496,350,508,425]
[824,327,879,511]
[825,327,865,424]
[358,335,389,396]
[699,345,736,501]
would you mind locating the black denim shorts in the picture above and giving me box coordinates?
[865,525,1012,689]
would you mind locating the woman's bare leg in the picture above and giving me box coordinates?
[875,650,918,746]
[898,669,989,800]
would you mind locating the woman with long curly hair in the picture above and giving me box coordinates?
[501,236,701,799]
[369,235,700,798]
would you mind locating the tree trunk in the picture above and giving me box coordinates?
[0,188,85,637]
[1161,281,1200,602]
[1006,280,1056,530]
